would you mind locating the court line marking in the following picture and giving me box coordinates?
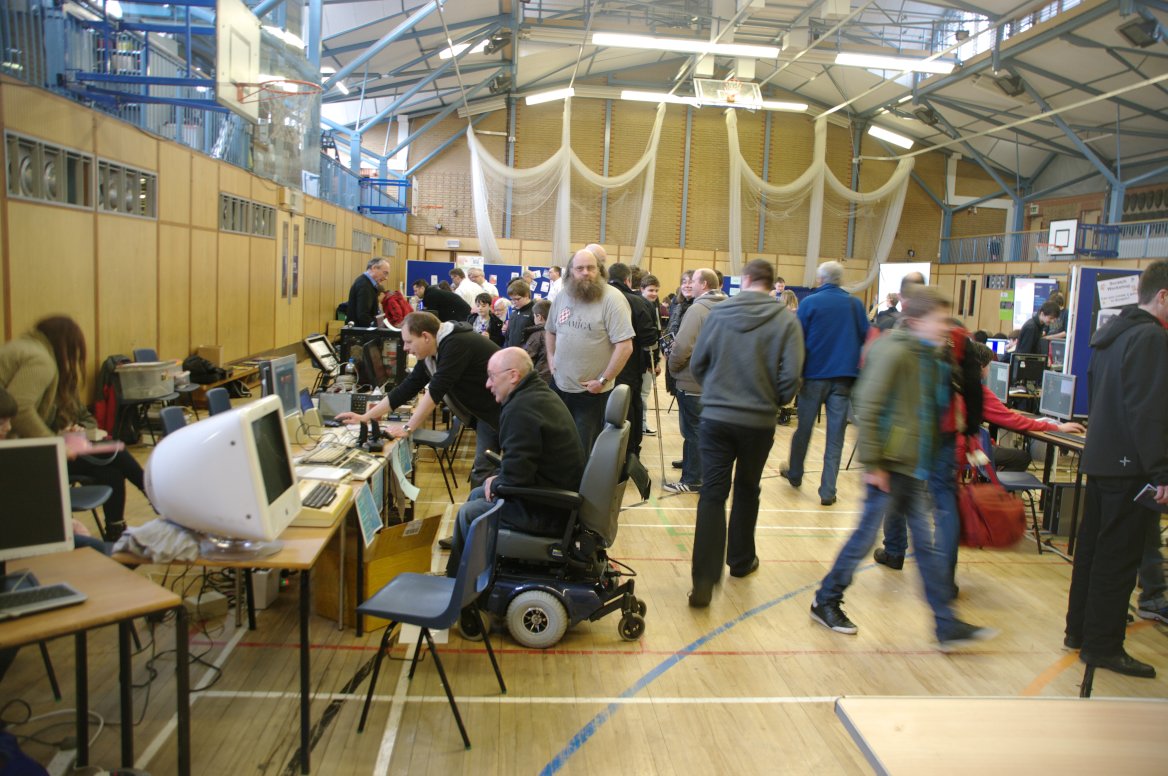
[1020,620,1157,696]
[373,655,412,774]
[198,690,840,705]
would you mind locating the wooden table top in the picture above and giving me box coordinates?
[0,548,181,649]
[836,696,1168,776]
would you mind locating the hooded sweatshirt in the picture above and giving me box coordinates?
[668,291,726,393]
[387,321,501,431]
[689,289,805,428]
[1082,305,1168,483]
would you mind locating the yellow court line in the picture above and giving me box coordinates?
[1021,621,1156,696]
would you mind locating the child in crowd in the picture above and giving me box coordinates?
[469,292,504,346]
[523,298,552,384]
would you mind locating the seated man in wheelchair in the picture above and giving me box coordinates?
[445,347,585,576]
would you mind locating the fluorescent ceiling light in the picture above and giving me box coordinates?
[760,100,808,112]
[439,39,489,60]
[897,94,913,103]
[835,52,954,75]
[335,80,349,95]
[620,90,699,106]
[867,125,914,149]
[525,87,575,106]
[594,32,779,59]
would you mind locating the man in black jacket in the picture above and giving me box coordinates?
[347,258,389,327]
[608,262,659,498]
[445,348,585,574]
[1065,260,1168,679]
[413,279,471,322]
[1016,300,1058,355]
[338,311,500,486]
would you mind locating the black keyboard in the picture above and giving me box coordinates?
[0,583,86,620]
[1045,430,1085,446]
[303,482,339,509]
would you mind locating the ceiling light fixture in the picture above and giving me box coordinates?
[335,80,349,95]
[867,125,914,149]
[619,90,806,112]
[1116,17,1160,47]
[620,90,699,106]
[439,39,489,60]
[835,52,954,75]
[525,87,575,105]
[594,32,780,59]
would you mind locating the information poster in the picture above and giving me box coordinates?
[355,482,382,548]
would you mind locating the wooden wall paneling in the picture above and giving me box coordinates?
[217,233,250,361]
[190,155,220,230]
[301,244,322,337]
[287,215,305,343]
[2,83,96,151]
[96,116,157,169]
[652,257,682,290]
[189,229,218,348]
[271,213,291,348]
[158,142,191,225]
[316,246,336,327]
[96,214,158,359]
[219,162,251,198]
[249,235,277,354]
[157,224,191,359]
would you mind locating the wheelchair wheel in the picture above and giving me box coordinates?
[618,612,645,641]
[634,599,647,617]
[506,590,569,649]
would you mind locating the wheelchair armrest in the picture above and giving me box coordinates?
[493,484,583,510]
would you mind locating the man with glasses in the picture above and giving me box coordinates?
[347,258,389,327]
[444,348,585,575]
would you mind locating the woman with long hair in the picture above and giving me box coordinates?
[0,316,146,540]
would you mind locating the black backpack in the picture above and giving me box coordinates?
[183,354,228,385]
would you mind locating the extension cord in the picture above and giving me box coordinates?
[183,590,229,620]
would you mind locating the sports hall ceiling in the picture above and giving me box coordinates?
[315,0,1166,183]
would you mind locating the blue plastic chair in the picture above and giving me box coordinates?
[356,505,505,747]
[159,405,187,437]
[205,386,232,416]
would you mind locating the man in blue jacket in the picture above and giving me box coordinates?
[781,261,869,506]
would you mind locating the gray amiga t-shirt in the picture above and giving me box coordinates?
[546,283,635,394]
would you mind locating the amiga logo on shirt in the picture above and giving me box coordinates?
[556,307,596,331]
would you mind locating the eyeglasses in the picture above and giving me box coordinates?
[487,368,517,380]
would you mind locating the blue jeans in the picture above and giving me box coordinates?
[816,473,958,639]
[786,378,853,501]
[882,435,959,591]
[676,389,703,486]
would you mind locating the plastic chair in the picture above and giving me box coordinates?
[206,386,232,416]
[70,479,113,542]
[996,470,1049,554]
[136,348,201,420]
[412,417,463,503]
[356,506,505,748]
[159,406,187,437]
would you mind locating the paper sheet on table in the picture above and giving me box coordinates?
[391,440,420,501]
[1097,275,1139,308]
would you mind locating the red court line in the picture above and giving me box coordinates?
[612,556,1068,565]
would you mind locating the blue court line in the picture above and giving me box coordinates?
[539,565,877,775]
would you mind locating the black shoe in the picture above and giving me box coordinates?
[1063,634,1082,651]
[873,548,904,570]
[1081,650,1156,679]
[730,556,760,578]
[688,588,712,608]
[105,522,127,543]
[810,601,858,634]
[438,536,453,551]
[938,621,999,652]
[779,466,801,488]
[820,496,836,506]
[672,460,683,470]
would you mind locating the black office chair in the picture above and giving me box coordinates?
[206,387,231,416]
[159,406,187,437]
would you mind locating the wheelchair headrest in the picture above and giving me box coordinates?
[604,384,631,426]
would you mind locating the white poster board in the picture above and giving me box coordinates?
[877,262,932,306]
[1012,277,1059,331]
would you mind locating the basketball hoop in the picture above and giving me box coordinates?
[721,78,743,104]
[236,79,323,104]
[1035,242,1063,264]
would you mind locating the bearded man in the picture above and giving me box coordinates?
[545,243,635,452]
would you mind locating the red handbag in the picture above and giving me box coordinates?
[957,438,1026,549]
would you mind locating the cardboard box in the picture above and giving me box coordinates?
[314,511,442,629]
[196,344,225,367]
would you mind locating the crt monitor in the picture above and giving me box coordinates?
[1049,339,1067,369]
[304,334,340,376]
[1040,370,1077,421]
[1011,353,1047,386]
[987,361,1009,405]
[264,355,300,419]
[360,339,390,389]
[0,438,74,566]
[986,338,1009,359]
[146,395,300,543]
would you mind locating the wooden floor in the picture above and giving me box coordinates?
[4,373,1167,775]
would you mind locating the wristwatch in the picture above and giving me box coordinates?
[597,375,609,386]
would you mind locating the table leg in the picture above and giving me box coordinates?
[1040,440,1056,512]
[300,569,311,774]
[244,570,257,630]
[1068,460,1085,556]
[337,515,346,631]
[118,621,134,766]
[75,631,88,767]
[234,571,243,628]
[356,531,365,638]
[175,605,191,776]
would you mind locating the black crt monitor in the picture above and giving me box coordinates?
[1048,339,1067,370]
[1011,353,1047,387]
[0,439,74,574]
[265,355,300,419]
[987,361,1009,404]
[1040,370,1077,421]
[339,328,405,389]
[987,338,1009,359]
[361,340,391,389]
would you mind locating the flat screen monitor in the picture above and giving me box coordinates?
[1011,353,1047,387]
[987,338,1009,359]
[265,355,300,419]
[1048,339,1066,370]
[1040,370,1077,421]
[146,395,300,544]
[0,439,74,564]
[987,361,1009,405]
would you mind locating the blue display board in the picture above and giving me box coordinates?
[1065,265,1143,417]
[405,260,524,293]
[722,275,812,301]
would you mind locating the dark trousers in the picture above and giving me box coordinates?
[553,387,609,454]
[993,443,1033,472]
[1066,476,1156,656]
[786,377,853,501]
[675,389,703,486]
[68,449,145,527]
[692,419,775,590]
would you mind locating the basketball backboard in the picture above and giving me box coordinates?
[1046,218,1078,256]
[694,77,763,109]
[216,0,261,123]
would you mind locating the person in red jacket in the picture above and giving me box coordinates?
[964,342,1084,471]
[379,289,413,327]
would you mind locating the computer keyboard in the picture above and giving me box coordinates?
[302,443,350,465]
[1045,430,1085,445]
[302,482,339,509]
[0,583,86,620]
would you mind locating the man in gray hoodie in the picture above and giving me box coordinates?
[687,259,804,607]
[665,268,725,494]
